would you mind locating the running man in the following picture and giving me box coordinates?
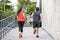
[31,7,42,38]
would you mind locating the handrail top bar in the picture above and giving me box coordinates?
[0,14,16,22]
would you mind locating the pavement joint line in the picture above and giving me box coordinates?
[41,28,54,40]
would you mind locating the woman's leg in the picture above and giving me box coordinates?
[20,21,24,36]
[18,21,24,38]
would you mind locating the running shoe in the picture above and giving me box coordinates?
[19,33,23,38]
[36,35,39,38]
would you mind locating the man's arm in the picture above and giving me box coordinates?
[30,12,34,18]
[40,13,42,21]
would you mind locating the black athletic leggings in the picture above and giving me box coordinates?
[18,21,24,32]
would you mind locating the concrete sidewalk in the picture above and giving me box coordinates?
[3,27,53,40]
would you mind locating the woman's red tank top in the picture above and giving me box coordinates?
[17,11,24,21]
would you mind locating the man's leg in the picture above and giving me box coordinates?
[33,21,36,34]
[34,28,36,34]
[36,22,40,38]
[36,28,39,38]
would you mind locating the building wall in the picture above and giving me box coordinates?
[42,0,60,40]
[42,0,54,36]
[53,0,60,40]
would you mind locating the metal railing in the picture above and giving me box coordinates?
[0,14,16,40]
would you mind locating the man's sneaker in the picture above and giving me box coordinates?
[19,33,23,38]
[34,29,36,34]
[36,35,39,38]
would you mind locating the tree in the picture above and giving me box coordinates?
[0,0,15,20]
[17,0,36,15]
[26,4,36,15]
[17,0,30,8]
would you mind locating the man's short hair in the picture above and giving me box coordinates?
[36,7,39,11]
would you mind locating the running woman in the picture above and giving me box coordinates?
[17,8,25,38]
